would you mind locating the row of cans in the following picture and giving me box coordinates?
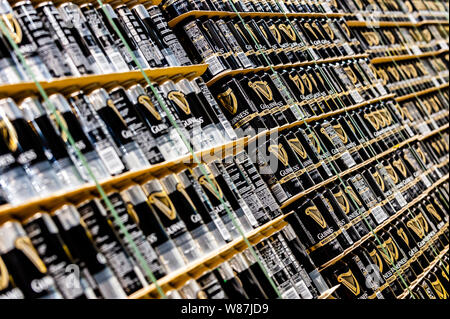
[0,74,239,205]
[322,182,449,299]
[0,0,192,84]
[374,54,449,98]
[162,0,340,19]
[0,141,337,299]
[209,57,390,138]
[282,134,449,266]
[353,24,448,58]
[173,10,365,80]
[399,90,450,136]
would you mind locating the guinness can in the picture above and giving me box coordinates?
[0,98,61,197]
[79,3,130,72]
[115,4,166,68]
[222,155,270,227]
[0,108,37,205]
[233,150,282,219]
[58,2,115,74]
[0,255,24,299]
[66,89,126,176]
[0,221,62,299]
[214,77,267,137]
[52,205,127,299]
[46,93,110,182]
[142,179,201,263]
[177,168,231,245]
[36,1,94,76]
[76,199,147,295]
[23,212,93,299]
[326,259,370,299]
[161,174,219,254]
[120,185,186,273]
[87,87,150,171]
[19,96,83,190]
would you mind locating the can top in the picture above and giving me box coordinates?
[0,97,23,120]
[142,179,164,195]
[206,161,221,177]
[23,211,59,234]
[47,93,72,113]
[88,88,110,112]
[52,204,81,231]
[159,80,177,96]
[35,1,55,9]
[126,83,146,105]
[160,174,179,194]
[0,220,26,254]
[121,184,147,206]
[19,96,45,120]
[177,169,192,188]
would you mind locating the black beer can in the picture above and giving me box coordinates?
[52,205,127,298]
[23,212,92,299]
[12,0,72,78]
[0,220,62,299]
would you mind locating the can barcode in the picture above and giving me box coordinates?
[107,50,129,72]
[295,280,314,299]
[394,192,407,207]
[236,52,253,68]
[371,206,388,224]
[281,287,300,299]
[205,55,226,76]
[97,146,125,175]
[342,151,356,168]
[270,183,289,204]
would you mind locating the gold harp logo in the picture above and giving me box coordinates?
[268,144,289,167]
[387,66,400,81]
[301,74,313,93]
[308,133,321,154]
[384,165,399,184]
[442,264,449,282]
[244,23,258,42]
[107,99,128,127]
[377,69,388,85]
[372,171,385,192]
[0,256,8,291]
[311,22,325,39]
[268,24,282,43]
[279,24,296,41]
[168,90,190,115]
[49,109,69,143]
[407,216,425,239]
[397,228,410,247]
[334,190,350,214]
[148,191,177,220]
[0,14,22,43]
[305,205,327,229]
[430,278,448,299]
[289,74,305,95]
[217,88,238,115]
[405,1,413,12]
[199,174,223,201]
[380,109,393,125]
[258,25,268,40]
[426,204,442,222]
[176,183,196,212]
[138,95,161,121]
[341,23,351,38]
[373,110,387,128]
[15,237,47,273]
[337,270,360,296]
[323,23,334,40]
[0,117,18,153]
[422,29,432,42]
[415,147,427,164]
[248,81,273,101]
[393,159,407,178]
[303,22,319,40]
[383,30,396,44]
[431,142,441,155]
[364,113,380,130]
[369,249,384,273]
[345,186,362,206]
[333,124,348,144]
[344,67,357,85]
[288,138,307,159]
[126,203,140,225]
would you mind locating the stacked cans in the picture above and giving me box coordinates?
[0,0,192,85]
